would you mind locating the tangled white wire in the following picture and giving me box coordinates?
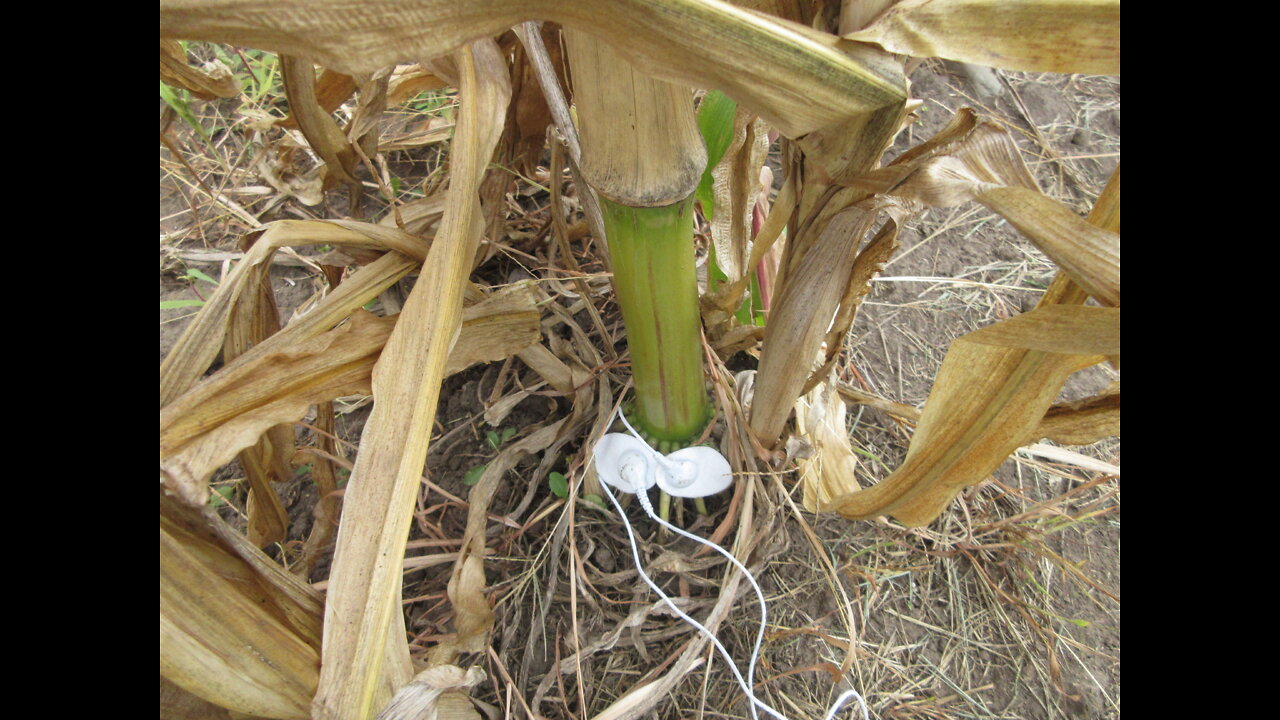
[595,407,869,720]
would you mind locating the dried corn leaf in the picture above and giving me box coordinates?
[377,193,447,237]
[160,493,322,719]
[1033,387,1120,446]
[161,490,413,719]
[160,39,240,99]
[379,121,454,153]
[162,311,383,508]
[750,201,907,446]
[796,377,861,512]
[838,0,898,34]
[707,109,769,282]
[256,151,325,206]
[312,39,510,720]
[516,342,576,395]
[347,68,392,156]
[280,56,361,190]
[222,236,293,548]
[703,173,795,325]
[511,30,558,174]
[159,0,907,179]
[161,282,540,525]
[242,450,290,548]
[1036,163,1119,360]
[297,396,342,576]
[375,666,485,720]
[839,376,1120,447]
[160,220,429,408]
[159,675,235,720]
[843,0,1121,75]
[387,64,449,106]
[977,186,1119,306]
[1019,443,1119,476]
[430,418,568,666]
[801,217,902,398]
[162,252,417,509]
[826,304,1119,526]
[277,68,358,129]
[849,109,1119,307]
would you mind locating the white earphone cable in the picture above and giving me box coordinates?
[598,407,868,720]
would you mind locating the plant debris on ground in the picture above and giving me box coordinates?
[161,31,1118,720]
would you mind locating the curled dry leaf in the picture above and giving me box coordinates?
[378,119,454,153]
[222,232,295,549]
[257,149,326,206]
[160,492,323,719]
[796,377,862,513]
[161,310,383,507]
[386,64,449,106]
[810,159,1119,526]
[429,418,568,666]
[843,0,1121,75]
[160,219,431,409]
[276,68,359,129]
[280,56,362,192]
[824,304,1119,526]
[160,39,240,99]
[703,173,795,327]
[750,200,908,447]
[1034,386,1120,446]
[160,281,540,549]
[164,249,390,505]
[377,193,447,237]
[849,109,1119,306]
[707,109,769,283]
[375,666,485,720]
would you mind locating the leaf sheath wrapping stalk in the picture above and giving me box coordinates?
[562,27,705,207]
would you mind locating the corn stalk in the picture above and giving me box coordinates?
[562,28,710,448]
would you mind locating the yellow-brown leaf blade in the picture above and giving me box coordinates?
[844,0,1121,75]
[826,305,1118,526]
[312,38,510,720]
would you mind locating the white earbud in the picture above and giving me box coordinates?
[593,433,732,498]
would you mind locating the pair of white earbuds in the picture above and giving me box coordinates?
[594,430,732,497]
[591,407,868,720]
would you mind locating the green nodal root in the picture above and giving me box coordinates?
[602,194,711,445]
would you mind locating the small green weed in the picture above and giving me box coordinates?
[209,485,236,508]
[161,299,206,310]
[548,471,568,499]
[160,80,212,146]
[463,427,518,486]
